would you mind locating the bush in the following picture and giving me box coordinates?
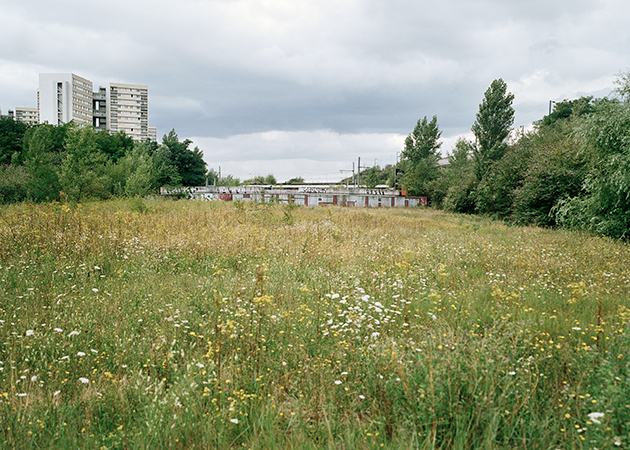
[475,146,530,219]
[443,172,477,214]
[0,164,30,203]
[555,97,630,239]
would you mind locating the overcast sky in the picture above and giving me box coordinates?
[1,0,628,182]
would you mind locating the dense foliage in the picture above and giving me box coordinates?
[403,73,630,240]
[0,123,207,203]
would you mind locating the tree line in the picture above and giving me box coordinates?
[0,123,207,203]
[397,73,630,240]
[2,74,629,240]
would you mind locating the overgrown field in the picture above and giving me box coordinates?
[1,199,629,449]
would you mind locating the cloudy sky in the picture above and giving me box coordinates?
[1,0,628,182]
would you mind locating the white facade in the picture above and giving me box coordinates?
[14,107,39,125]
[38,73,93,125]
[148,126,157,142]
[107,83,148,141]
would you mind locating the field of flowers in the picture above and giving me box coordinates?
[1,198,629,449]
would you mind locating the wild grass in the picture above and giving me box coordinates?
[1,198,629,449]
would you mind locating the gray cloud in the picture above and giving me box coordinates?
[1,0,628,180]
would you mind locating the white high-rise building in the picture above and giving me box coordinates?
[34,73,151,141]
[38,73,93,126]
[107,83,149,141]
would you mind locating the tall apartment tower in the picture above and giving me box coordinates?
[107,83,148,141]
[38,73,93,126]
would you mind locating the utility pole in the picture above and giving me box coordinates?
[339,167,354,188]
[356,157,371,188]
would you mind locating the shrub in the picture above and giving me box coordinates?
[0,164,30,203]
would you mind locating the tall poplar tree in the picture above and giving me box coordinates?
[471,79,515,180]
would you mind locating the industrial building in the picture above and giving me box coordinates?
[162,185,428,208]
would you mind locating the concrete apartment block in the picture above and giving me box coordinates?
[14,107,39,125]
[107,82,148,141]
[38,73,93,126]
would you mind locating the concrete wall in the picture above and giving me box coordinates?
[164,186,426,208]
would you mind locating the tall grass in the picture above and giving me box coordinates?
[1,198,629,448]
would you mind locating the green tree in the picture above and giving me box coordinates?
[471,79,515,180]
[400,158,439,197]
[123,143,159,197]
[540,97,595,127]
[22,124,62,202]
[364,167,380,188]
[402,115,442,164]
[399,115,442,198]
[161,130,207,186]
[104,141,160,197]
[555,95,630,239]
[153,144,182,187]
[442,139,476,213]
[0,117,28,165]
[96,130,135,162]
[59,126,109,201]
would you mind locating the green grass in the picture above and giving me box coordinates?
[1,199,629,448]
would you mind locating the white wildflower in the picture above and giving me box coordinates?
[230,418,239,424]
[78,377,90,384]
[588,412,604,424]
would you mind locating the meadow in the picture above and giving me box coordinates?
[0,198,629,449]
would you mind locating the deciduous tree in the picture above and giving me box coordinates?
[402,115,442,165]
[161,129,207,186]
[471,79,515,180]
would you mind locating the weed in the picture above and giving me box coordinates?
[0,200,628,448]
